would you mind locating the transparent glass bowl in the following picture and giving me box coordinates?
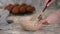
[19,16,43,31]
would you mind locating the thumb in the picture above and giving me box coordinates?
[47,0,55,7]
[47,4,50,7]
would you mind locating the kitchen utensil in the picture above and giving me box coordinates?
[30,0,51,21]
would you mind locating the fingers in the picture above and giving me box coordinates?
[44,0,49,6]
[35,20,43,26]
[47,0,55,7]
[44,0,55,7]
[42,20,49,25]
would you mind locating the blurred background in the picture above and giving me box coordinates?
[0,0,60,9]
[0,0,60,34]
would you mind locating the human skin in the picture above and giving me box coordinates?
[38,9,60,24]
[20,9,60,31]
[44,0,55,7]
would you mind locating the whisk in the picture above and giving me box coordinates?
[38,0,51,21]
[30,0,51,21]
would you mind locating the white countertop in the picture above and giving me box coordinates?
[0,9,60,34]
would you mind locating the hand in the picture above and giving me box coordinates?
[44,0,55,7]
[38,15,49,25]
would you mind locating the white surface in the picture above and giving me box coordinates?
[0,9,60,34]
[0,9,10,30]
